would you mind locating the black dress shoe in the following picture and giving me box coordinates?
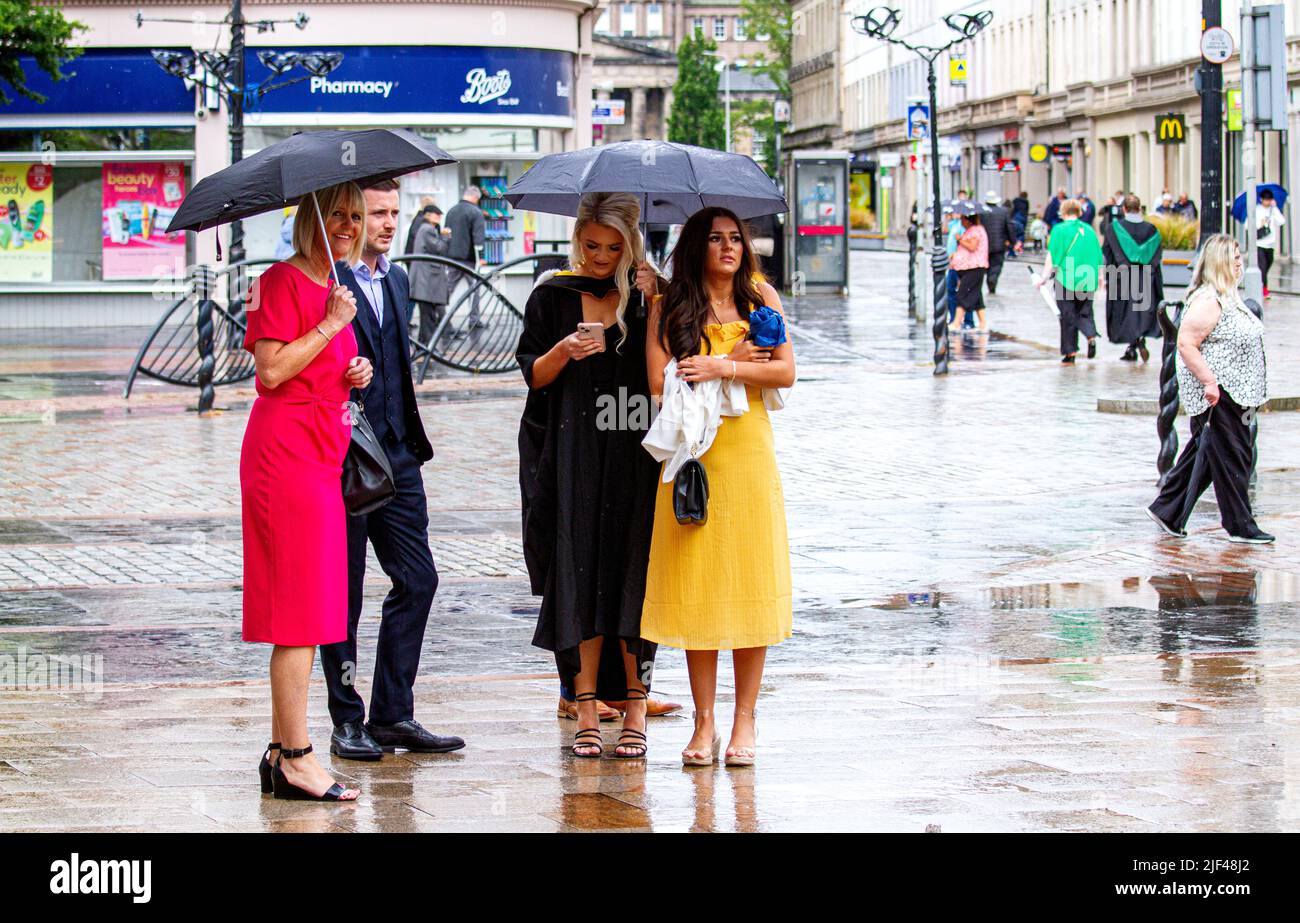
[365,719,466,753]
[330,721,383,761]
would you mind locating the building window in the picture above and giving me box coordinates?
[756,24,771,41]
[714,17,727,41]
[595,5,611,34]
[735,17,748,40]
[621,3,636,36]
[646,3,663,36]
[692,16,704,36]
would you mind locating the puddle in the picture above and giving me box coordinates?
[981,571,1290,611]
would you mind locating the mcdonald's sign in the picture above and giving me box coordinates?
[1156,113,1186,144]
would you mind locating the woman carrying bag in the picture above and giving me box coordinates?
[1036,198,1104,364]
[1148,234,1273,544]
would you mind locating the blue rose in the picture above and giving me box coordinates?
[747,305,787,348]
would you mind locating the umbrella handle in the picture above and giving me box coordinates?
[311,190,343,288]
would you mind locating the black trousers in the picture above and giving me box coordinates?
[986,250,1006,291]
[321,441,438,726]
[1150,390,1259,535]
[412,299,445,349]
[1258,247,1275,287]
[1055,286,1098,356]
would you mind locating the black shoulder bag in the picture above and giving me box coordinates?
[342,400,396,516]
[673,452,709,526]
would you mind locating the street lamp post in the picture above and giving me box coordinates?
[139,4,340,413]
[851,8,993,376]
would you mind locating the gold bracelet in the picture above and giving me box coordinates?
[729,360,737,383]
[315,324,332,343]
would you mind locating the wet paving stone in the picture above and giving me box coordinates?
[3,251,1300,830]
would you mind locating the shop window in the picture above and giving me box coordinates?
[647,3,663,36]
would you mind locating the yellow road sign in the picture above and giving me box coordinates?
[949,57,967,86]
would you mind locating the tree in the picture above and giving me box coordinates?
[740,0,793,177]
[668,32,725,151]
[0,0,86,106]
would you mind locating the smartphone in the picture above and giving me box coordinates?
[576,322,606,350]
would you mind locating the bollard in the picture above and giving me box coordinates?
[194,265,217,416]
[906,219,918,318]
[931,246,950,375]
[1155,300,1183,485]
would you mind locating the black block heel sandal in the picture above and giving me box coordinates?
[571,692,603,758]
[258,742,281,794]
[271,745,353,801]
[614,689,649,760]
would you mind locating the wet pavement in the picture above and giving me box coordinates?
[2,251,1300,831]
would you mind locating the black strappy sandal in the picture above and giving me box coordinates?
[571,692,604,758]
[259,742,281,793]
[613,689,649,760]
[271,745,354,801]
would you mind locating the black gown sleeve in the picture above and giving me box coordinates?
[516,285,555,388]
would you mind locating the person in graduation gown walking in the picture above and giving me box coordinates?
[516,192,662,760]
[1102,194,1164,362]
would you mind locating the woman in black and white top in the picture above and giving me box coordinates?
[1148,234,1272,543]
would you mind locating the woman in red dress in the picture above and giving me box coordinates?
[242,181,374,801]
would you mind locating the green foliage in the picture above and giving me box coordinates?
[0,0,87,106]
[668,32,725,150]
[739,0,792,177]
[1148,213,1200,251]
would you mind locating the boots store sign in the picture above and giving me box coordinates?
[251,46,574,117]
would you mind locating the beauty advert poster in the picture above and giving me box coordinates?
[0,163,54,283]
[101,162,186,280]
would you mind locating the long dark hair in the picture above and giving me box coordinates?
[658,207,765,361]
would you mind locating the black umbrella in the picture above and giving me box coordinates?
[505,140,786,225]
[168,128,457,283]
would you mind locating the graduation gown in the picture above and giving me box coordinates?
[515,271,659,699]
[1102,218,1164,344]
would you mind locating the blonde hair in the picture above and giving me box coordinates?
[292,181,365,267]
[569,192,644,351]
[1187,233,1241,298]
[1060,199,1083,219]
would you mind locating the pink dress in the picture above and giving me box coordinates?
[240,262,357,645]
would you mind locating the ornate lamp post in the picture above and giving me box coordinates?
[851,7,992,376]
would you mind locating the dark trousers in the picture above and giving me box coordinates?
[412,299,445,349]
[321,441,438,726]
[1149,390,1259,535]
[986,250,1006,291]
[946,268,959,321]
[1258,247,1275,288]
[1056,286,1098,356]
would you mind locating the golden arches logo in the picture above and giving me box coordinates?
[1156,114,1186,143]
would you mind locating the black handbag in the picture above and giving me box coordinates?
[342,401,396,516]
[673,457,709,526]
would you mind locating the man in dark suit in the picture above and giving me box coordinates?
[321,178,465,760]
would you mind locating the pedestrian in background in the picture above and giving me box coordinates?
[1010,190,1030,252]
[1037,198,1103,364]
[408,204,449,348]
[943,201,962,323]
[1148,233,1273,544]
[1076,190,1096,226]
[445,184,488,329]
[950,207,990,331]
[980,191,1011,293]
[1173,192,1198,221]
[1101,194,1163,362]
[322,179,463,762]
[1155,192,1175,215]
[640,206,796,768]
[241,180,372,801]
[403,195,436,255]
[273,206,296,260]
[1043,187,1067,230]
[1256,188,1285,299]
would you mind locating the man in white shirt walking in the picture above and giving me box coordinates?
[1257,188,1286,299]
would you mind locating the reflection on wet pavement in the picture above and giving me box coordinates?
[3,251,1300,831]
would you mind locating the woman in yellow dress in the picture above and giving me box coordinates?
[636,206,796,767]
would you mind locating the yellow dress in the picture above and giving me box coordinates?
[641,320,793,650]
